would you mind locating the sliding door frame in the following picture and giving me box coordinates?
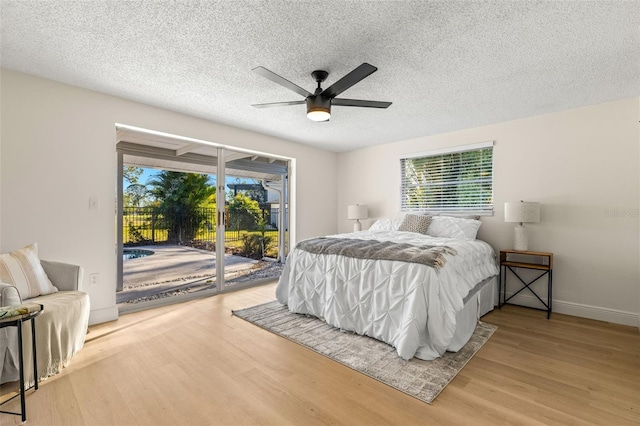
[216,147,226,291]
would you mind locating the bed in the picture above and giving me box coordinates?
[275,214,499,360]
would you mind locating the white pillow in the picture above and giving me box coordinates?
[0,243,58,300]
[426,216,482,240]
[369,218,402,232]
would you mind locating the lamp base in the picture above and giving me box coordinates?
[353,220,362,232]
[513,225,528,251]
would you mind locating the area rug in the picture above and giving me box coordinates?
[232,300,497,404]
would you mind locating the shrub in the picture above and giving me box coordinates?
[240,233,273,259]
[128,222,150,245]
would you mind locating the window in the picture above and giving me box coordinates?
[400,141,493,215]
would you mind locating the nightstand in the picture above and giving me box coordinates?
[499,250,553,319]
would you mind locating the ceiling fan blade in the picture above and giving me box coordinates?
[321,63,378,99]
[252,100,306,108]
[253,67,312,98]
[332,98,392,108]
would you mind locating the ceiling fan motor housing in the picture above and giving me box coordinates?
[306,95,331,121]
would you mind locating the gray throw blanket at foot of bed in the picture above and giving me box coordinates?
[296,237,457,270]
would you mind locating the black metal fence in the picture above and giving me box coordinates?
[123,206,280,247]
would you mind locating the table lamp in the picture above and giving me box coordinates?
[504,201,540,251]
[348,204,368,232]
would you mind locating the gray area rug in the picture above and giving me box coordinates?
[232,300,497,404]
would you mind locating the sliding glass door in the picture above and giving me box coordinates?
[115,125,290,312]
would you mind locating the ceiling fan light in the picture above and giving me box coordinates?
[306,95,331,122]
[307,107,331,122]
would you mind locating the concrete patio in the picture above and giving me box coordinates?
[118,244,272,304]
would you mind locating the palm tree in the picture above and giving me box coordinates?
[148,171,215,243]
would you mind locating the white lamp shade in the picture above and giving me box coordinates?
[347,204,368,220]
[505,201,540,223]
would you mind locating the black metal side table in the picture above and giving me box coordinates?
[499,250,553,319]
[0,303,43,423]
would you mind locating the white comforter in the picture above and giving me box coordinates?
[275,230,498,360]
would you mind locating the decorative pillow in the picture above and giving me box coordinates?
[369,218,403,232]
[426,216,482,240]
[398,214,432,234]
[0,243,58,300]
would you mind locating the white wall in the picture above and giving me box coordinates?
[338,97,640,327]
[2,69,637,327]
[0,69,338,324]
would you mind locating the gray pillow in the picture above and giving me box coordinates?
[398,214,432,234]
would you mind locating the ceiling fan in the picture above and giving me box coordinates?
[251,63,392,122]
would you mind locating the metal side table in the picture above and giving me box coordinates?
[0,303,43,423]
[499,250,553,319]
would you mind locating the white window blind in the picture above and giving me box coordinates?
[400,143,493,215]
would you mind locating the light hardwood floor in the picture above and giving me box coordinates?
[1,282,639,425]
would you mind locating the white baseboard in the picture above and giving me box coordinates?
[88,305,118,325]
[504,293,640,327]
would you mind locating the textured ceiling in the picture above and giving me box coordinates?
[1,1,639,152]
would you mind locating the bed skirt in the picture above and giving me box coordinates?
[448,275,497,352]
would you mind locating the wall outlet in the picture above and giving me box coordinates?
[89,273,99,286]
